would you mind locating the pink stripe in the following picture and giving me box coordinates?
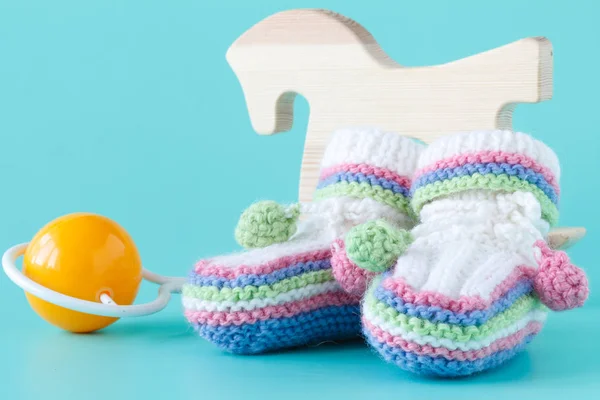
[382,265,538,313]
[533,240,589,311]
[319,163,412,189]
[363,318,543,361]
[330,238,375,296]
[414,151,559,195]
[194,248,331,278]
[184,291,360,326]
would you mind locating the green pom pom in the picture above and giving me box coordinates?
[235,200,300,249]
[345,219,413,272]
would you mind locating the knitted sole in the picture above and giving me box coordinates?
[364,328,535,377]
[194,305,360,354]
[362,273,547,377]
[183,240,362,354]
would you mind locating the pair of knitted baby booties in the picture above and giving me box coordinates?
[181,127,589,377]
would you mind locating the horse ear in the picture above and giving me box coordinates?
[226,9,400,135]
[228,9,381,47]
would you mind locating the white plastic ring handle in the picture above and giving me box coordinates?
[2,243,185,318]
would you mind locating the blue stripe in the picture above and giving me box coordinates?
[194,305,361,354]
[373,279,534,326]
[411,162,558,204]
[364,328,534,377]
[317,171,410,197]
[188,259,331,288]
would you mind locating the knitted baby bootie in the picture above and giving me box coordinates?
[358,130,589,377]
[181,127,424,354]
[318,128,424,296]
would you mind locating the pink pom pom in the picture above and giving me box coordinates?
[533,240,589,311]
[330,239,375,297]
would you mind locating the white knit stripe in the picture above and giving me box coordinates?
[201,196,415,271]
[203,234,333,269]
[300,197,415,238]
[320,127,425,177]
[394,191,546,299]
[416,130,560,181]
[461,251,531,299]
[417,191,549,236]
[182,281,344,312]
[302,197,409,225]
[362,306,547,351]
[421,239,486,296]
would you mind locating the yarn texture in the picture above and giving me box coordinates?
[182,127,425,354]
[533,240,589,311]
[345,219,412,272]
[361,130,589,377]
[235,201,300,248]
[330,238,375,296]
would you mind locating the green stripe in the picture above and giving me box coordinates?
[181,269,335,302]
[411,174,559,226]
[364,288,545,342]
[314,181,414,218]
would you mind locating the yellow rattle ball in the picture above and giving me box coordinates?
[22,213,143,333]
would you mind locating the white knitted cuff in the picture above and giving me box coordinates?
[416,130,560,180]
[411,130,561,225]
[320,127,425,177]
[313,127,425,217]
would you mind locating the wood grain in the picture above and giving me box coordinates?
[227,8,583,249]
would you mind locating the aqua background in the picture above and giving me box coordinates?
[1,0,598,399]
